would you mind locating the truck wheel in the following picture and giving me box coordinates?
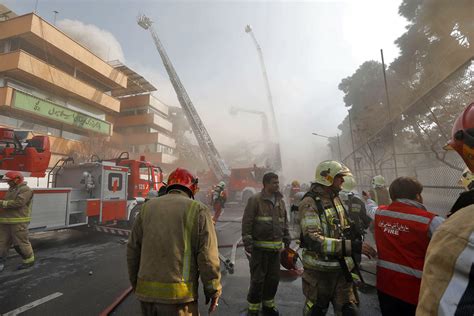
[128,203,142,228]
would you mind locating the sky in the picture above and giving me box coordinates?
[4,0,408,182]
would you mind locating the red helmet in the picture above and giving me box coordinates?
[280,247,299,270]
[166,168,199,197]
[445,102,474,172]
[2,171,24,184]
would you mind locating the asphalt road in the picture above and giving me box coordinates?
[0,204,381,316]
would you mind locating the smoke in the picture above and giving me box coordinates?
[57,19,125,62]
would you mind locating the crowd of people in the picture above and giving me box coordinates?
[1,103,472,316]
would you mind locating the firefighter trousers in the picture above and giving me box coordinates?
[302,269,358,316]
[247,248,281,305]
[140,301,198,316]
[0,223,34,263]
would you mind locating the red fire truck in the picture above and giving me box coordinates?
[0,128,163,231]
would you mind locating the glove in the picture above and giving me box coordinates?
[362,242,377,259]
[244,243,253,254]
[206,294,220,314]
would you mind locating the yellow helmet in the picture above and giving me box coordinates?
[371,175,386,188]
[342,175,357,192]
[459,168,474,191]
[314,160,352,187]
[291,180,300,187]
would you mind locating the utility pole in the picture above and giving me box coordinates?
[380,49,399,178]
[53,10,59,25]
[348,110,360,182]
[245,25,282,172]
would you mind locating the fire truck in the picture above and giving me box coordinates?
[0,128,163,231]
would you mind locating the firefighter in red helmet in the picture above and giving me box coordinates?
[417,103,474,316]
[127,168,221,315]
[0,171,35,272]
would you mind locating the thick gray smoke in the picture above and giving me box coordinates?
[57,19,125,62]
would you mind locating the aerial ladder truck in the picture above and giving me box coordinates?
[138,14,269,203]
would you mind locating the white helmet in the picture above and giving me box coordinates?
[371,175,386,188]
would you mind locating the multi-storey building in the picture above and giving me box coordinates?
[108,61,177,166]
[0,8,177,169]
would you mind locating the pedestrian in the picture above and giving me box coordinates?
[242,172,290,316]
[127,168,221,315]
[375,177,444,316]
[299,161,375,316]
[369,175,391,206]
[417,102,474,316]
[0,171,35,272]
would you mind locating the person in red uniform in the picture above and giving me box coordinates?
[374,177,444,316]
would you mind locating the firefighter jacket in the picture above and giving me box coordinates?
[298,184,355,272]
[369,187,391,206]
[0,183,33,224]
[242,191,290,251]
[375,200,436,305]
[417,191,474,316]
[211,187,227,206]
[340,192,371,236]
[126,190,221,304]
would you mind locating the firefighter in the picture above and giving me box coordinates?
[417,102,474,315]
[127,168,221,315]
[242,172,290,316]
[299,160,370,316]
[368,175,391,206]
[289,180,301,205]
[211,181,227,223]
[0,171,35,272]
[374,177,444,316]
[339,175,372,265]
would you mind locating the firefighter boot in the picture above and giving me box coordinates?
[262,301,279,316]
[17,255,34,270]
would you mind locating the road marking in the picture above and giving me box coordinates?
[3,292,63,316]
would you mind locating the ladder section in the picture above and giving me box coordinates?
[138,15,230,180]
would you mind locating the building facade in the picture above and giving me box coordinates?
[0,10,177,170]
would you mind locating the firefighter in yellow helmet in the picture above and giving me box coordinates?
[299,161,374,316]
[127,168,221,315]
[0,171,35,272]
[368,175,391,206]
[417,102,474,315]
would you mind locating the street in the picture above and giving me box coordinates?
[0,204,381,316]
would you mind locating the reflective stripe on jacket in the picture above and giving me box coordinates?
[375,201,436,305]
[127,191,221,304]
[241,191,289,252]
[0,183,33,224]
[298,184,354,272]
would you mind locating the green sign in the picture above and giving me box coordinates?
[12,91,111,135]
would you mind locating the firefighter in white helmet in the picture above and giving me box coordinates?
[369,175,391,206]
[211,181,227,223]
[339,175,372,265]
[299,160,375,316]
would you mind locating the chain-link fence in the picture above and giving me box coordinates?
[340,57,473,216]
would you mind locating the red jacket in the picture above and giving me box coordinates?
[375,201,436,305]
